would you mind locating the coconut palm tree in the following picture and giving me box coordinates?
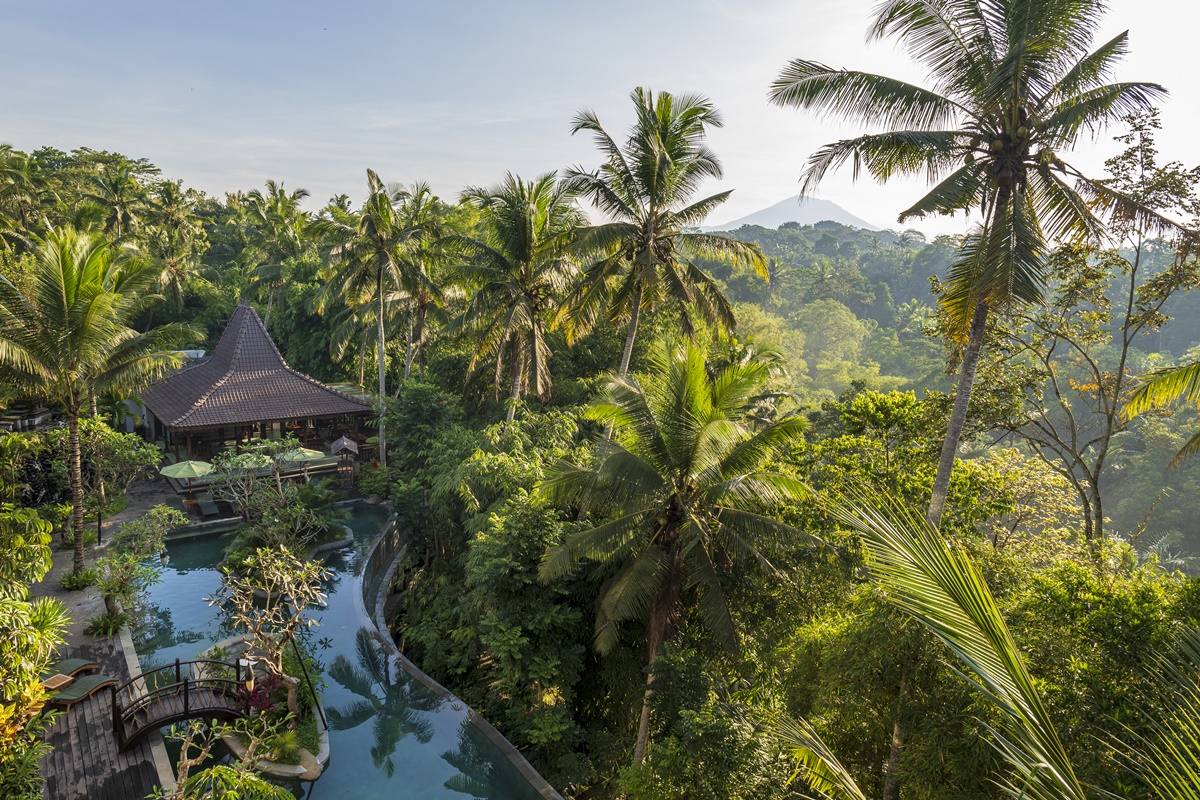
[776,488,1200,800]
[1124,360,1200,468]
[146,180,207,310]
[0,145,45,250]
[453,172,583,423]
[538,342,811,764]
[561,88,768,378]
[326,628,436,778]
[0,227,197,573]
[390,182,453,380]
[769,0,1181,529]
[310,170,440,465]
[244,180,310,326]
[82,160,145,239]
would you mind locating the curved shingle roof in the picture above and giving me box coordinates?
[141,303,370,430]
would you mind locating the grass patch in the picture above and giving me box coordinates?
[297,713,321,756]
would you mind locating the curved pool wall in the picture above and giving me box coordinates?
[136,502,561,800]
[359,510,564,800]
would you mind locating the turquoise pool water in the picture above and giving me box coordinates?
[134,505,546,800]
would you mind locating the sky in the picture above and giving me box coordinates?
[3,0,1197,238]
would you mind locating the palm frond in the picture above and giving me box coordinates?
[769,61,965,130]
[801,131,965,195]
[774,715,870,800]
[1125,362,1200,419]
[827,490,1088,800]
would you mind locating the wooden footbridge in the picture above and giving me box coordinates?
[111,658,249,750]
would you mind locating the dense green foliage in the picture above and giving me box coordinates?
[2,14,1200,796]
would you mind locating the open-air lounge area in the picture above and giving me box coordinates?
[137,302,373,519]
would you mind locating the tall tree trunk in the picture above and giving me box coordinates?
[68,409,86,574]
[264,286,275,327]
[618,283,644,378]
[633,643,660,766]
[359,331,367,388]
[404,316,414,381]
[505,339,522,425]
[377,276,387,467]
[881,673,911,800]
[928,300,989,529]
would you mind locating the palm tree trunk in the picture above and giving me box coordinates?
[505,339,522,425]
[881,673,911,800]
[404,316,414,381]
[68,410,86,574]
[359,331,367,388]
[618,283,644,378]
[928,300,989,529]
[633,644,660,766]
[377,276,387,467]
[264,286,275,328]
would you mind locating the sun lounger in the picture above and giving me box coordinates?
[46,673,118,709]
[41,658,99,679]
[198,499,221,517]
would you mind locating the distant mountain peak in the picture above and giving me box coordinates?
[704,196,879,232]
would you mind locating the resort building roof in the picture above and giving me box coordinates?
[141,302,370,430]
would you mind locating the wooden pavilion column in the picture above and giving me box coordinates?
[186,432,193,460]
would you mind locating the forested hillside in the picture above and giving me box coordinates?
[3,97,1200,800]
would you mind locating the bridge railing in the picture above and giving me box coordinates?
[112,658,249,750]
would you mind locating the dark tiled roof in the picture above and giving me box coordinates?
[141,303,370,430]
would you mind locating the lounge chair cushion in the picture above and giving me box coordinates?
[48,673,118,708]
[42,658,99,679]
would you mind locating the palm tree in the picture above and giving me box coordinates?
[244,180,310,326]
[769,0,1180,529]
[0,145,45,250]
[776,488,1200,800]
[311,170,439,465]
[0,227,198,573]
[1124,360,1200,467]
[326,628,436,777]
[82,160,144,239]
[538,342,811,764]
[453,172,582,423]
[146,180,207,310]
[561,88,768,378]
[391,182,452,381]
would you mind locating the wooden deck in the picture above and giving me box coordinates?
[39,639,161,800]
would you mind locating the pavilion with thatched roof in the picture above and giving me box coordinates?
[140,302,372,461]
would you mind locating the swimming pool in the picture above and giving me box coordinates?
[134,503,550,799]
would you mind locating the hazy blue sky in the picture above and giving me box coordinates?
[3,1,1195,235]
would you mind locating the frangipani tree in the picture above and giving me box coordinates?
[209,547,328,723]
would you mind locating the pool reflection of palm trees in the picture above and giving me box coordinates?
[327,628,438,777]
[442,718,541,800]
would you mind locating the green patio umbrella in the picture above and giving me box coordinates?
[282,447,325,481]
[282,447,326,463]
[160,460,214,502]
[159,460,214,480]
